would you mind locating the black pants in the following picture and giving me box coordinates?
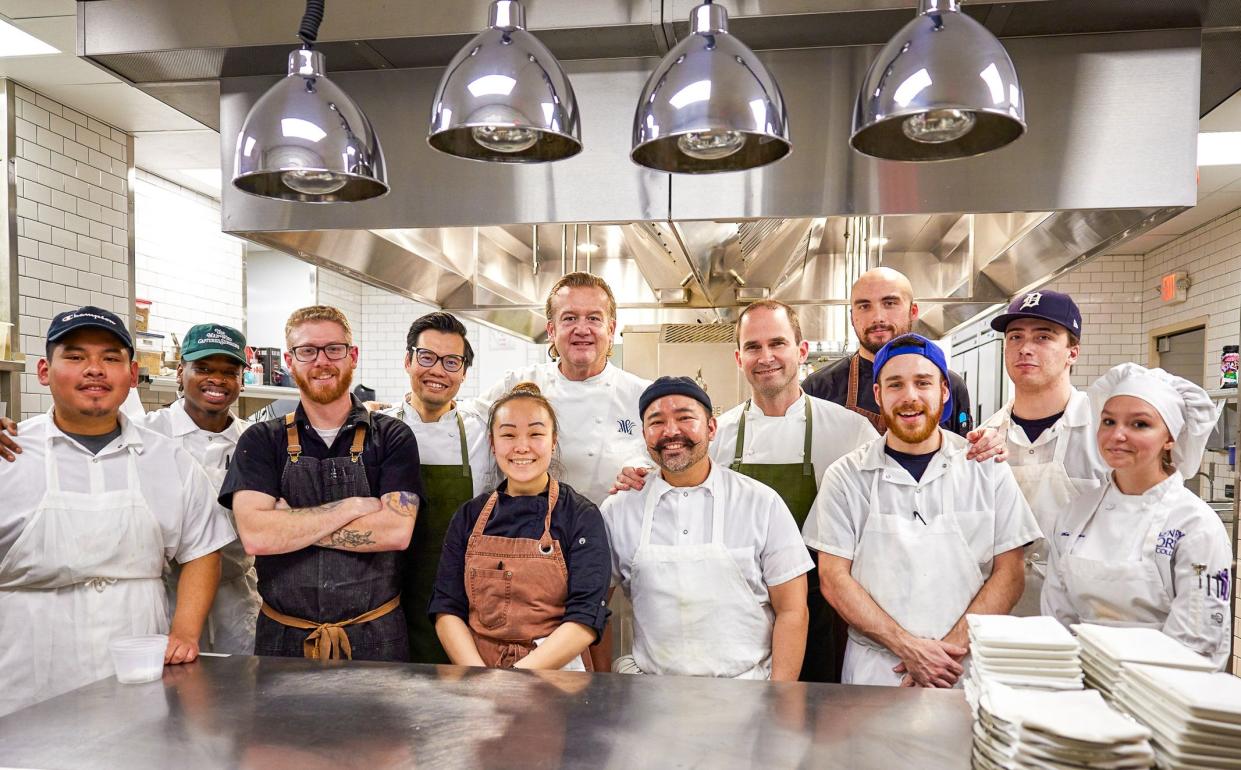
[800,566,848,683]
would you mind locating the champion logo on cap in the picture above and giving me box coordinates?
[1019,292,1042,310]
[59,311,118,326]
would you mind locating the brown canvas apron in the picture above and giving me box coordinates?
[845,354,886,434]
[464,479,593,671]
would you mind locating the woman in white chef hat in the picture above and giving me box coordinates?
[1042,363,1232,669]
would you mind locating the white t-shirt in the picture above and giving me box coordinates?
[381,396,495,496]
[479,361,651,505]
[805,431,1040,574]
[0,410,236,566]
[602,461,814,607]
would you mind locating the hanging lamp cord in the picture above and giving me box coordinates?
[298,0,325,49]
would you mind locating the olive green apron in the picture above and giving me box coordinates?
[404,409,475,664]
[728,397,845,683]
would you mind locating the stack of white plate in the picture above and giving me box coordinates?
[967,614,1083,690]
[1113,663,1241,770]
[1071,624,1215,699]
[972,680,1154,770]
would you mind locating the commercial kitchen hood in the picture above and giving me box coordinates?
[78,1,1230,342]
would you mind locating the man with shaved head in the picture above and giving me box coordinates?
[803,267,974,436]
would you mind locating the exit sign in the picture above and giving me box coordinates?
[1160,272,1188,304]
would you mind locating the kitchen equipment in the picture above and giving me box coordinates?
[134,332,165,374]
[256,347,284,386]
[108,635,167,684]
[134,299,151,333]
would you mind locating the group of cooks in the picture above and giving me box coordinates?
[0,264,1233,714]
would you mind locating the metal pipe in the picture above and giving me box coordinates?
[561,224,567,276]
[585,223,592,274]
[532,224,540,275]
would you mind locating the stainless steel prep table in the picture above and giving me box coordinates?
[0,656,972,769]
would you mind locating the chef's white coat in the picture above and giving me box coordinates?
[0,410,234,567]
[1042,474,1233,669]
[980,389,1109,494]
[136,398,249,477]
[805,432,1040,579]
[479,361,651,505]
[382,396,495,496]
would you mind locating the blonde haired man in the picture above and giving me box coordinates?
[480,272,651,506]
[219,305,424,661]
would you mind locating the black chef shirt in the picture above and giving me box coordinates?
[802,353,975,436]
[218,395,423,509]
[428,480,612,641]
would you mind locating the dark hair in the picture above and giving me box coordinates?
[405,312,474,369]
[735,299,803,347]
[487,381,558,441]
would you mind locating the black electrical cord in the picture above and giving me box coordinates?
[298,0,325,49]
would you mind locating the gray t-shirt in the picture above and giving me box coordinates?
[63,426,123,455]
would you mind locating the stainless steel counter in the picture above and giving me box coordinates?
[0,656,972,769]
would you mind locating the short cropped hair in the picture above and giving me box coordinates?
[285,305,352,346]
[405,312,474,370]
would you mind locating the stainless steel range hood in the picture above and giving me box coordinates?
[79,2,1212,342]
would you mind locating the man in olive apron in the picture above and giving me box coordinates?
[977,291,1108,616]
[220,306,423,661]
[382,312,494,663]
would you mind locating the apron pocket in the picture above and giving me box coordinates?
[468,567,512,631]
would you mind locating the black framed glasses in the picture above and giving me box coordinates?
[412,347,465,373]
[290,343,351,363]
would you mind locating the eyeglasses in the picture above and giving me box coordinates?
[290,343,351,363]
[412,347,466,373]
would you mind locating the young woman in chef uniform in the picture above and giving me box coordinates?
[1042,363,1232,669]
[429,383,611,670]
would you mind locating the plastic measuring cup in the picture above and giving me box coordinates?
[109,634,167,684]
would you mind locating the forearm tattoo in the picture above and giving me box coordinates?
[320,528,376,548]
[383,491,419,518]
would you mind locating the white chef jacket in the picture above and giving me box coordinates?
[480,361,651,505]
[1042,474,1233,668]
[0,410,235,565]
[805,431,1040,571]
[135,398,249,477]
[602,461,814,607]
[980,388,1109,489]
[381,396,495,496]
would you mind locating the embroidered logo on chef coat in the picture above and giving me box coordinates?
[1019,292,1043,310]
[617,418,636,436]
[1155,528,1185,556]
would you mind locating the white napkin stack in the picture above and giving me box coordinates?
[1112,663,1241,770]
[1071,625,1215,700]
[966,614,1084,691]
[971,680,1155,770]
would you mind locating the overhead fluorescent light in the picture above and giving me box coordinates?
[735,287,770,302]
[869,236,890,247]
[1198,132,1241,167]
[657,287,689,304]
[0,18,58,57]
[577,242,599,254]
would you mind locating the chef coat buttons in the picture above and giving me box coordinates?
[682,491,689,497]
[1029,449,1036,455]
[682,529,688,535]
[588,451,594,457]
[578,537,586,545]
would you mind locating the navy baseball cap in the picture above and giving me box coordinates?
[46,306,133,353]
[990,290,1082,338]
[872,334,954,427]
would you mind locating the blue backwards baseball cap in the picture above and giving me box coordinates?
[872,334,954,427]
[990,289,1082,338]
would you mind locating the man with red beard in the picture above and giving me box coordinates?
[219,306,423,661]
[806,334,1038,687]
[802,267,975,436]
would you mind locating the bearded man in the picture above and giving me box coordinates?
[804,334,1039,687]
[219,305,423,661]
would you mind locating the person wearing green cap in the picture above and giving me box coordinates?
[0,322,259,655]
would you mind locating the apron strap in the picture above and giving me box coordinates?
[260,595,401,661]
[540,479,560,551]
[284,413,301,463]
[455,411,471,479]
[470,491,502,541]
[730,401,751,468]
[348,423,366,464]
[846,355,862,410]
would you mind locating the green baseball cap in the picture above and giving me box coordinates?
[182,323,248,365]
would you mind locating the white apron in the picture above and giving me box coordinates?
[843,469,984,686]
[1003,418,1082,617]
[165,457,258,655]
[0,441,167,716]
[1058,481,1173,629]
[628,485,774,679]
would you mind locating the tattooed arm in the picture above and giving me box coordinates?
[313,491,419,553]
[233,490,382,556]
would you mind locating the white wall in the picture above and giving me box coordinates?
[247,248,316,350]
[13,84,132,419]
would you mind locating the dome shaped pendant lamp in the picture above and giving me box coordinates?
[427,1,582,163]
[232,0,388,202]
[851,0,1026,161]
[631,0,790,174]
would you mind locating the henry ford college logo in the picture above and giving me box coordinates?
[617,418,636,436]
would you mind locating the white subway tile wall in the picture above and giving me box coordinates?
[1042,253,1147,387]
[14,84,132,419]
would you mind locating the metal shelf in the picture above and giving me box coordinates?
[1207,387,1239,401]
[0,359,23,373]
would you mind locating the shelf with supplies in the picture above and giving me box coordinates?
[141,374,299,401]
[1207,387,1239,402]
